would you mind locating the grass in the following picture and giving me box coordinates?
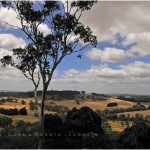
[45,98,135,111]
[118,110,150,117]
[0,96,148,132]
[108,120,132,132]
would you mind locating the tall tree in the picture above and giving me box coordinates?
[0,0,97,146]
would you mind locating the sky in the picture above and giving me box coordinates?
[1,1,150,94]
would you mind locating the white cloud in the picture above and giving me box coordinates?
[38,23,51,36]
[55,61,150,85]
[48,61,150,94]
[81,2,150,41]
[86,47,127,63]
[0,7,20,28]
[0,7,51,37]
[123,32,150,56]
[1,61,150,94]
[81,2,150,57]
[0,34,26,49]
[0,48,13,59]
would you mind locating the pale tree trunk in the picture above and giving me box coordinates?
[38,85,47,149]
[34,88,41,118]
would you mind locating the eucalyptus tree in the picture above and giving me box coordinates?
[0,0,97,139]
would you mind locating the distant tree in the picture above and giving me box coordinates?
[75,98,80,105]
[16,120,25,127]
[107,102,118,107]
[92,96,95,101]
[0,116,12,127]
[81,91,85,95]
[81,95,85,100]
[87,95,91,99]
[133,113,144,124]
[29,101,36,110]
[118,114,127,121]
[21,100,26,105]
[19,107,28,115]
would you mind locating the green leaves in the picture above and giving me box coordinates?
[43,1,60,15]
[71,1,97,11]
[1,55,14,67]
[74,22,97,47]
[17,1,43,23]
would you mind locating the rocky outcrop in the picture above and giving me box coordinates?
[116,121,150,149]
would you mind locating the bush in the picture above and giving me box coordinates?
[21,100,26,105]
[29,101,36,110]
[0,99,6,105]
[6,97,17,103]
[75,99,80,105]
[0,108,19,115]
[16,120,25,127]
[107,102,118,107]
[0,116,12,127]
[19,107,28,115]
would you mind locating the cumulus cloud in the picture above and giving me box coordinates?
[1,61,150,94]
[0,48,13,59]
[81,2,150,57]
[37,23,51,36]
[46,61,150,94]
[86,47,128,63]
[0,34,26,50]
[54,61,150,86]
[123,32,150,56]
[0,7,20,28]
[0,7,51,36]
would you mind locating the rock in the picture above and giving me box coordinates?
[116,121,150,149]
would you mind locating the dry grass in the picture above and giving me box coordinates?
[118,110,150,117]
[108,120,132,132]
[45,98,135,111]
[0,96,146,132]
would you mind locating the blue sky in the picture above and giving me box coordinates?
[1,1,150,94]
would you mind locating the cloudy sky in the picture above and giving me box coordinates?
[1,1,150,94]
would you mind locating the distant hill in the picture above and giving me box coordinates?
[0,90,110,101]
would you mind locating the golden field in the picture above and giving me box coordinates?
[0,96,149,132]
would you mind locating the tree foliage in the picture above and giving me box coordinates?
[0,0,97,141]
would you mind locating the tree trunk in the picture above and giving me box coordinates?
[34,88,41,118]
[38,85,47,149]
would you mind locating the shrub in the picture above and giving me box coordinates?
[16,120,25,127]
[0,108,19,115]
[0,99,6,105]
[21,100,26,105]
[19,107,28,115]
[29,101,36,110]
[6,97,17,103]
[107,102,118,107]
[0,116,12,127]
[75,99,80,105]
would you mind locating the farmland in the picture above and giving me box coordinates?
[0,94,150,132]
